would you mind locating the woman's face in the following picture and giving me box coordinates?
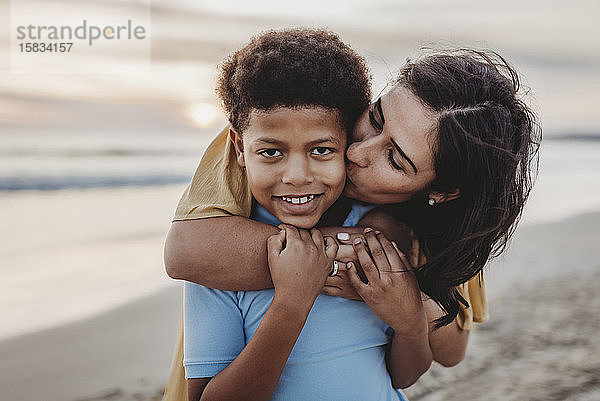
[344,86,438,204]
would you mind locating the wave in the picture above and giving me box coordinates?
[0,174,191,191]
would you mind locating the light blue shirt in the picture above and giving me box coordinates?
[184,202,408,401]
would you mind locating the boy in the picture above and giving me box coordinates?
[176,29,412,401]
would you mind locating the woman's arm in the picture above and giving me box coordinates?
[165,216,278,290]
[165,217,371,290]
[346,229,433,388]
[424,299,469,367]
[331,209,470,369]
[188,226,337,401]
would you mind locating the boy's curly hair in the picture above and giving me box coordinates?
[216,28,371,134]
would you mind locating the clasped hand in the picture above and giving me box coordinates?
[267,224,337,310]
[325,228,427,336]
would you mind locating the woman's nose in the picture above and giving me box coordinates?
[346,139,371,168]
[281,156,314,186]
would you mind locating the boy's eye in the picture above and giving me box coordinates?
[311,147,333,156]
[259,149,282,158]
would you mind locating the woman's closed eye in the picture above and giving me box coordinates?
[387,149,404,172]
[259,149,282,158]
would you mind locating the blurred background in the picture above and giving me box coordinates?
[1,0,599,400]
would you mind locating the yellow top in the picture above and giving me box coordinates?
[163,126,488,401]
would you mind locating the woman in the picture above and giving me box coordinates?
[164,48,540,400]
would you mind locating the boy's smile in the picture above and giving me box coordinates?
[273,194,323,216]
[231,107,347,229]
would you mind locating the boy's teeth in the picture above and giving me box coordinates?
[281,195,315,205]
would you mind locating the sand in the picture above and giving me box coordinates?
[0,185,186,341]
[405,271,600,401]
[405,212,600,400]
[1,184,598,400]
[0,287,181,401]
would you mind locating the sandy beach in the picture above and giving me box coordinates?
[1,183,598,400]
[404,212,600,401]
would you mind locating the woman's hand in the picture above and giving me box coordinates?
[267,224,338,310]
[347,228,427,337]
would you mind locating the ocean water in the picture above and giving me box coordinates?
[0,131,208,191]
[523,138,600,225]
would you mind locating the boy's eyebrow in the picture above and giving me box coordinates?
[254,135,343,146]
[254,137,284,145]
[306,135,343,146]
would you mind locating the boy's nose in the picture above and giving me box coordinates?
[281,157,314,186]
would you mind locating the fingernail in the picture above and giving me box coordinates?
[347,262,354,269]
[337,232,350,241]
[391,241,404,255]
[374,230,381,235]
[353,238,362,245]
[363,227,373,233]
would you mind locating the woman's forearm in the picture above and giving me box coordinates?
[381,298,469,390]
[387,328,433,389]
[424,298,470,366]
[165,218,373,290]
[193,298,312,401]
[164,216,278,290]
[386,298,469,388]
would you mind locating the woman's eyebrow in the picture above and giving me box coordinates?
[390,138,418,174]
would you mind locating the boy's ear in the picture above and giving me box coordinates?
[428,188,460,204]
[229,128,246,168]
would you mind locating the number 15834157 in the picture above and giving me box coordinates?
[18,42,73,52]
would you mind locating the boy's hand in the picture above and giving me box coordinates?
[267,224,338,312]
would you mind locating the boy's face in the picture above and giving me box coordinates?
[231,107,347,229]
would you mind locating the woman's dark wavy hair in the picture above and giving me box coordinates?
[216,28,371,135]
[389,49,541,327]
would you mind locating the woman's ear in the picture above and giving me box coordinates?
[428,188,461,204]
[229,128,246,168]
